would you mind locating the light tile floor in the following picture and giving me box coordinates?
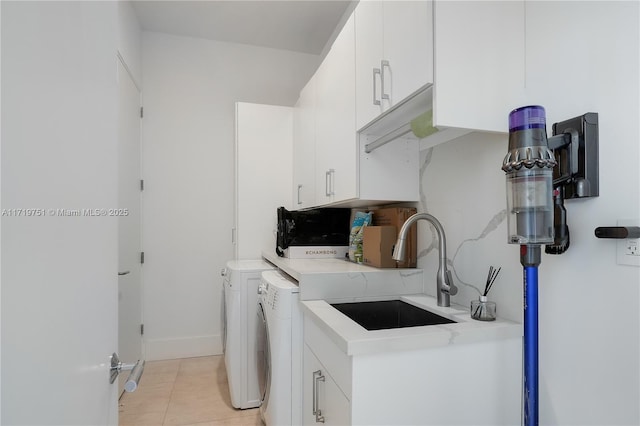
[119,355,262,426]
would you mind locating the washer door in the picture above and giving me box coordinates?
[256,300,271,409]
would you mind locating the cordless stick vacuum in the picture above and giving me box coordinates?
[502,106,600,425]
[502,106,556,426]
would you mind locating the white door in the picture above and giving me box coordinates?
[1,2,119,424]
[117,58,143,395]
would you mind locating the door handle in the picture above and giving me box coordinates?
[118,271,130,276]
[110,352,145,392]
[297,184,303,205]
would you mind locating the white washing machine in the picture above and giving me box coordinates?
[257,270,302,426]
[222,259,275,409]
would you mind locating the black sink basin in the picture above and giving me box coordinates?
[331,300,456,331]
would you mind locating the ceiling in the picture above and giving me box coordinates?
[131,0,355,55]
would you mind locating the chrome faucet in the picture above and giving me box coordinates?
[392,213,458,307]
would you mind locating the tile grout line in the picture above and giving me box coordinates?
[161,359,181,426]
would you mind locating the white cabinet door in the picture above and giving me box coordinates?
[383,1,433,104]
[433,0,526,132]
[355,1,384,130]
[314,13,357,205]
[303,345,351,426]
[293,77,317,209]
[355,1,433,130]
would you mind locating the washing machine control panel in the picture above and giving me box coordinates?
[258,280,279,310]
[264,285,279,311]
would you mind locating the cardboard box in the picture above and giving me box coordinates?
[363,226,397,268]
[371,207,417,268]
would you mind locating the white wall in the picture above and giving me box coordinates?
[141,32,319,360]
[419,2,639,424]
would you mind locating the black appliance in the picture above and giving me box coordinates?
[276,207,351,257]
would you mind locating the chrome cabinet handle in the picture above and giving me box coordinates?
[297,184,303,205]
[372,68,381,106]
[330,169,335,196]
[326,169,335,197]
[325,171,330,197]
[381,60,390,101]
[312,370,325,423]
[118,271,130,276]
[312,370,319,415]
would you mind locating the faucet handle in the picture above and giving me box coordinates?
[445,270,458,296]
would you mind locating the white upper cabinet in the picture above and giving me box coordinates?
[292,7,422,209]
[433,0,526,133]
[292,77,316,209]
[355,1,433,130]
[314,13,357,206]
[355,1,384,129]
[382,1,433,108]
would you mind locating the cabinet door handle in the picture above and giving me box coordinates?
[312,370,326,423]
[297,184,303,205]
[325,170,335,197]
[325,171,330,197]
[329,169,335,196]
[372,68,381,106]
[380,60,390,101]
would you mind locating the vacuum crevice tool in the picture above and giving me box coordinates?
[545,186,570,254]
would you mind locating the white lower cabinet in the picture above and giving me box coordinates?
[303,310,522,425]
[303,345,351,426]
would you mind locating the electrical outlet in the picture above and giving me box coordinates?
[617,219,640,266]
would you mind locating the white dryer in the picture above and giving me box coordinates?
[257,270,302,426]
[222,259,274,409]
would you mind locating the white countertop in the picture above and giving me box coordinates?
[262,250,425,300]
[301,294,522,356]
[262,251,522,356]
[262,250,378,281]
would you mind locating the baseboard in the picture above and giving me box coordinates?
[144,334,223,361]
